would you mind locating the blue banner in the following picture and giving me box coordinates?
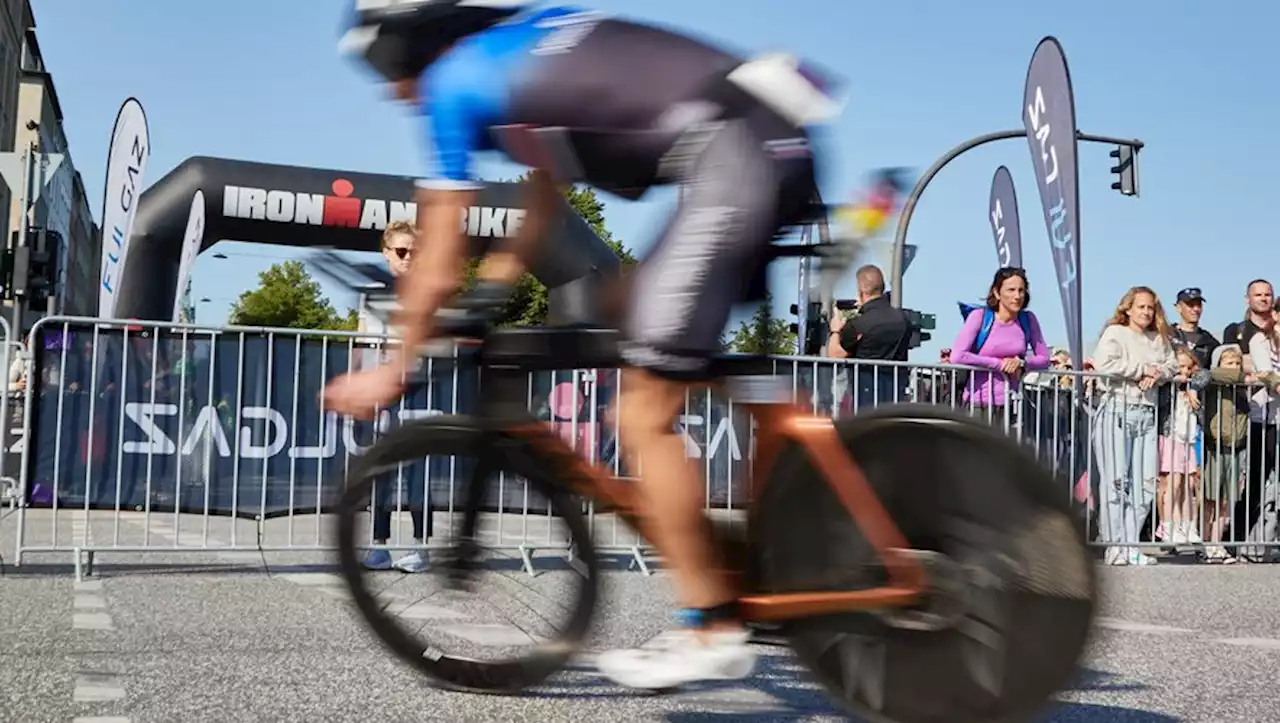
[1023,37,1083,366]
[24,323,752,517]
[988,165,1023,268]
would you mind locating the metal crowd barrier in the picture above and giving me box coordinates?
[0,314,20,511]
[9,316,1280,578]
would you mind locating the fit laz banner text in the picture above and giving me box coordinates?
[99,98,151,319]
[1023,37,1082,366]
[988,165,1023,269]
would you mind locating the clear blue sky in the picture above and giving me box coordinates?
[30,0,1280,359]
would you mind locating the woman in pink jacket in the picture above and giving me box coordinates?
[950,267,1051,426]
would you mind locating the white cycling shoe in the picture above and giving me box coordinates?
[595,627,757,690]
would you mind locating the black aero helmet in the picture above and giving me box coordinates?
[340,0,528,82]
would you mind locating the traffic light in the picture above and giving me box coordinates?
[1,241,14,301]
[1109,144,1139,197]
[903,309,935,349]
[788,301,827,355]
[10,228,60,306]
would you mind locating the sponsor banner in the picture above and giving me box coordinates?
[115,157,622,320]
[171,191,205,322]
[988,165,1023,268]
[24,323,751,516]
[220,179,527,238]
[1023,37,1083,366]
[99,98,151,319]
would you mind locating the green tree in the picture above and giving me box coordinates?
[462,176,636,326]
[723,293,797,355]
[228,260,360,330]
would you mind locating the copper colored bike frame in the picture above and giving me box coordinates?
[508,396,927,623]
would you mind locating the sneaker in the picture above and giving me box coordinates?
[362,549,393,570]
[1104,547,1129,566]
[1155,521,1168,542]
[1171,523,1188,545]
[596,627,756,690]
[1128,550,1158,566]
[1184,523,1203,545]
[393,550,430,573]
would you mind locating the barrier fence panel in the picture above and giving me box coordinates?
[1,314,18,510]
[13,316,1280,574]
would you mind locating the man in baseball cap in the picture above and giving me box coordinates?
[1172,287,1219,369]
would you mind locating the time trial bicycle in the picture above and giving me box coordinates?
[330,242,1096,723]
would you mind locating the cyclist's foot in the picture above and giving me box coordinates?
[363,549,393,570]
[392,549,430,573]
[595,627,755,690]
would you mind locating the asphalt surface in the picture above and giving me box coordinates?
[2,508,1279,722]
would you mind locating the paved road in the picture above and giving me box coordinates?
[2,510,1279,722]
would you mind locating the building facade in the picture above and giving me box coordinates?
[7,16,98,321]
[1,1,34,288]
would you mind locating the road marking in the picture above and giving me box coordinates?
[1214,637,1280,650]
[437,622,542,647]
[73,613,116,631]
[1094,617,1193,635]
[674,688,787,712]
[73,673,126,702]
[70,523,128,718]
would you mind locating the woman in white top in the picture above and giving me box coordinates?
[1231,310,1280,558]
[1090,286,1179,566]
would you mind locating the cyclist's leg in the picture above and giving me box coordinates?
[597,107,816,690]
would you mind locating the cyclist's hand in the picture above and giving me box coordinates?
[323,365,405,420]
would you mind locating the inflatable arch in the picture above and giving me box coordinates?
[114,156,623,322]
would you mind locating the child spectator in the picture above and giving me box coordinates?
[1156,348,1206,546]
[1201,345,1267,563]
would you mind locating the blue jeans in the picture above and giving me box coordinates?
[1092,400,1158,547]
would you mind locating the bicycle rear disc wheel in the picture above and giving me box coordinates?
[751,404,1095,723]
[334,417,599,694]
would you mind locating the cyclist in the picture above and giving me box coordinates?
[326,0,836,690]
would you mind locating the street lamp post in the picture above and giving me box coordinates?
[887,130,1144,308]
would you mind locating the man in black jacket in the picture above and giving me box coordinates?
[826,265,911,408]
[1222,279,1273,368]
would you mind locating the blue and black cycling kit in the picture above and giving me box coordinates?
[416,4,825,378]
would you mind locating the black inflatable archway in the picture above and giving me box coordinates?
[115,156,622,322]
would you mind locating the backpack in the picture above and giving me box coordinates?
[955,308,1033,400]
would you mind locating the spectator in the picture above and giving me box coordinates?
[1229,305,1280,560]
[1201,344,1261,563]
[1170,288,1219,369]
[1223,279,1273,370]
[362,221,431,573]
[949,267,1050,425]
[1090,286,1179,566]
[1155,348,1206,547]
[827,265,911,409]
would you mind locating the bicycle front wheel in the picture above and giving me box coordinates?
[334,416,599,694]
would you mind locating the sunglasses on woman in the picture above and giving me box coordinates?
[387,246,412,260]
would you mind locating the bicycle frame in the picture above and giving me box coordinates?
[490,373,929,623]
